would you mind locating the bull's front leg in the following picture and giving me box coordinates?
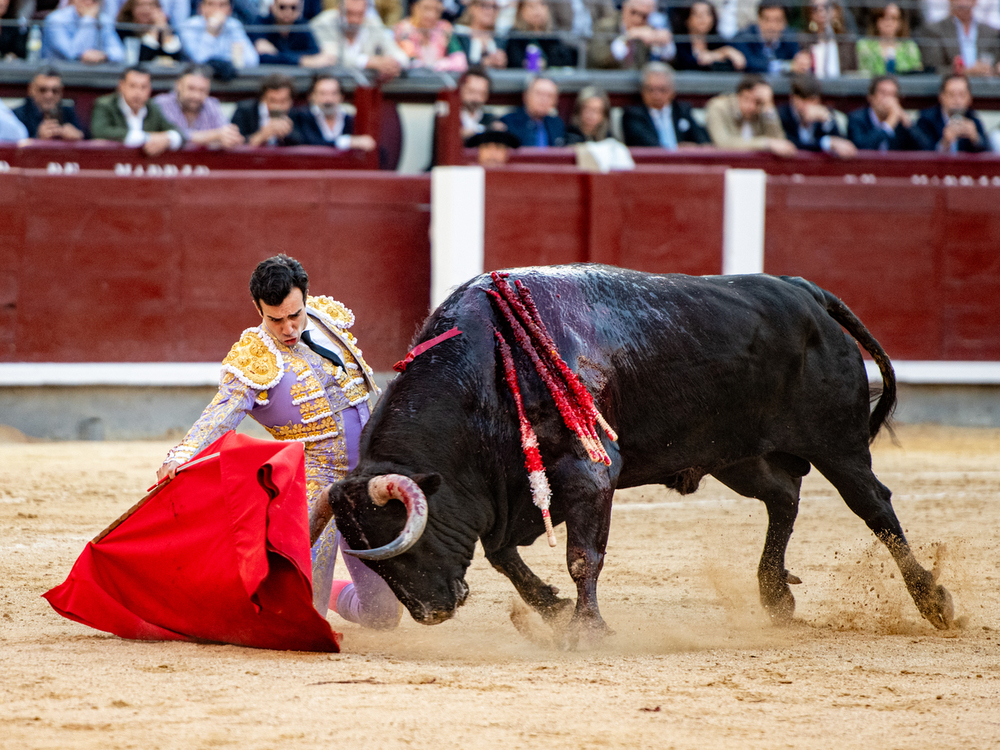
[487,546,573,623]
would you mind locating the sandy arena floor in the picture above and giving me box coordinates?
[1,424,998,749]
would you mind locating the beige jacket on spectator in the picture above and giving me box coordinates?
[588,13,652,69]
[705,93,785,150]
[550,0,617,33]
[310,9,409,66]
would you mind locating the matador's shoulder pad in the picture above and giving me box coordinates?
[220,327,285,390]
[307,295,355,330]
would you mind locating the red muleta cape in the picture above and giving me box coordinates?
[43,431,341,652]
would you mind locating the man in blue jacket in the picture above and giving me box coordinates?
[847,75,927,151]
[13,68,87,141]
[251,0,336,66]
[915,73,990,153]
[499,76,567,148]
[733,0,798,74]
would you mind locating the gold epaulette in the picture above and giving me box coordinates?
[220,328,284,390]
[308,296,355,330]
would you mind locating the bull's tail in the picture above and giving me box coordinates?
[783,277,897,443]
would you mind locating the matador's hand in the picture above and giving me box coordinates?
[156,460,181,483]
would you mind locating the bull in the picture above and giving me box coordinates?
[310,265,954,642]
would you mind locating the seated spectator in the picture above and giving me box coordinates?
[310,0,407,79]
[918,0,1000,75]
[231,73,303,146]
[393,0,468,71]
[705,73,796,154]
[13,68,86,141]
[589,0,675,69]
[855,2,922,75]
[375,0,403,27]
[566,86,612,143]
[117,0,185,64]
[179,0,259,69]
[153,64,244,148]
[506,0,577,69]
[792,0,856,77]
[778,73,856,156]
[1,0,27,59]
[622,61,710,148]
[290,74,377,150]
[915,72,990,152]
[91,66,183,156]
[550,0,615,38]
[674,0,746,71]
[251,0,336,66]
[458,65,498,138]
[713,0,760,40]
[846,74,926,150]
[466,128,519,166]
[0,99,29,142]
[43,0,125,63]
[499,74,566,147]
[733,0,798,73]
[453,0,506,68]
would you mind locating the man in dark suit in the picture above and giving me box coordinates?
[915,73,990,152]
[290,74,376,150]
[918,0,1000,75]
[733,0,798,74]
[13,68,87,141]
[499,76,566,148]
[458,67,498,140]
[847,75,927,151]
[622,61,709,148]
[231,73,304,147]
[777,73,856,157]
[90,67,182,156]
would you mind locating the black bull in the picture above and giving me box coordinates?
[310,265,954,638]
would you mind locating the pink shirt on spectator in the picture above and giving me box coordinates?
[153,91,228,139]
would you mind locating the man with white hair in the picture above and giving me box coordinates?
[622,62,710,148]
[588,0,675,69]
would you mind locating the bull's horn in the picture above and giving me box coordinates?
[343,474,428,561]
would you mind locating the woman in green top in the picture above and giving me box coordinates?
[856,2,922,75]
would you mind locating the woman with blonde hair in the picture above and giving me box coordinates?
[566,85,612,142]
[505,0,576,69]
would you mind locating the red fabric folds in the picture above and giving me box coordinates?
[43,432,341,652]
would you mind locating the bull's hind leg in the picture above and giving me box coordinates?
[486,546,573,623]
[813,453,954,630]
[712,453,807,624]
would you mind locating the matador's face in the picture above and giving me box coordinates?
[258,287,306,348]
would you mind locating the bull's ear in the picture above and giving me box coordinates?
[411,473,442,497]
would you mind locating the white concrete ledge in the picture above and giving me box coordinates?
[865,360,1000,385]
[0,363,223,387]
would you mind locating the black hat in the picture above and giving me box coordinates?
[465,130,521,149]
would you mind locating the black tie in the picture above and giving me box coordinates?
[300,330,346,371]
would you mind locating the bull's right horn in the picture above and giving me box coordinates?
[343,474,428,561]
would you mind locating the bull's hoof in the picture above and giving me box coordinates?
[539,596,574,624]
[917,583,955,630]
[760,584,796,625]
[562,613,614,651]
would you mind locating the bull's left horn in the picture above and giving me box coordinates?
[343,474,428,561]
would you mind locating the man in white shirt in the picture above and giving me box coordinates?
[309,0,407,79]
[919,0,1000,74]
[290,74,377,150]
[89,67,183,157]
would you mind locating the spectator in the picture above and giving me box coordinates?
[453,0,506,68]
[622,61,710,148]
[566,85,612,143]
[290,74,377,150]
[117,0,185,64]
[550,0,615,39]
[915,72,990,151]
[918,0,1000,75]
[589,0,675,69]
[393,0,467,71]
[231,73,303,146]
[792,0,856,77]
[1,0,26,59]
[499,75,566,147]
[154,64,244,147]
[705,73,796,154]
[855,2,923,75]
[13,68,87,141]
[310,0,407,78]
[466,128,519,166]
[846,74,926,150]
[673,0,746,71]
[374,0,403,27]
[778,73,856,156]
[179,0,259,69]
[733,0,798,73]
[458,66,498,138]
[43,0,125,63]
[251,0,336,66]
[91,66,183,156]
[0,99,29,142]
[713,0,764,40]
[506,0,577,69]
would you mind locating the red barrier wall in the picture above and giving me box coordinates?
[484,166,726,275]
[0,170,430,370]
[764,177,1000,361]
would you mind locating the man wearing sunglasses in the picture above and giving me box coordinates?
[588,0,675,69]
[13,68,87,141]
[251,0,337,66]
